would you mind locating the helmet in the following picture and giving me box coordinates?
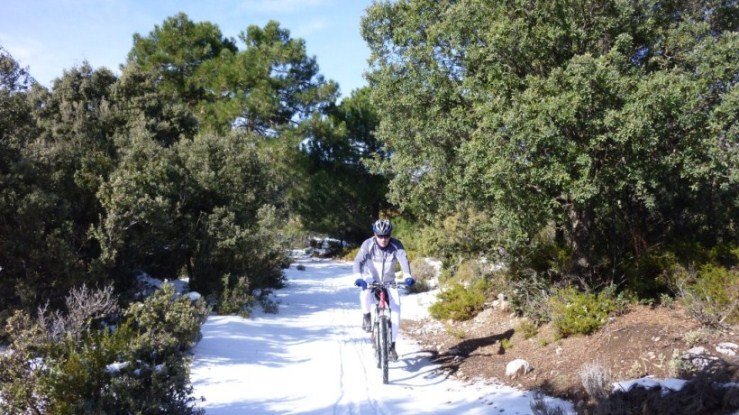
[372,219,393,236]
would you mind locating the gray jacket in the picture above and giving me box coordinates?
[353,236,412,283]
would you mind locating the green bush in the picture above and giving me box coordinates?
[390,216,437,257]
[429,279,490,321]
[623,250,680,298]
[0,283,207,414]
[517,320,539,340]
[678,264,739,327]
[126,282,208,354]
[524,223,573,277]
[500,338,513,351]
[548,287,616,339]
[216,275,254,317]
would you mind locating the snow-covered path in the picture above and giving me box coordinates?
[191,257,573,414]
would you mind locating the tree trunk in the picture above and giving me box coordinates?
[569,203,593,281]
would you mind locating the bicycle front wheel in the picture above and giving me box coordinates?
[379,315,389,384]
[373,319,381,368]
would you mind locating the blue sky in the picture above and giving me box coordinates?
[0,0,374,98]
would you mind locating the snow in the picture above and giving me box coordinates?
[190,257,575,414]
[135,271,190,295]
[106,361,129,374]
[613,376,688,397]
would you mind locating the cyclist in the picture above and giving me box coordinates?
[353,219,414,361]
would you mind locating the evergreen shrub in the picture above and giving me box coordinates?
[0,283,207,414]
[429,279,490,321]
[548,287,616,338]
[517,320,539,340]
[390,216,435,257]
[217,275,253,317]
[678,264,739,327]
[623,250,679,298]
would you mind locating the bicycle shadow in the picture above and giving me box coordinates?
[398,329,514,383]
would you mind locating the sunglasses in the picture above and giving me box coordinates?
[375,234,391,239]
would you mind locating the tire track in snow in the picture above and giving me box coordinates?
[332,320,361,415]
[191,258,576,415]
[351,324,389,415]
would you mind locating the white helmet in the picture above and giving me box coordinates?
[372,219,392,236]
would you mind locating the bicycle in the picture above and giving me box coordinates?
[358,280,409,384]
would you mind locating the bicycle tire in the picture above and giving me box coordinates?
[373,317,381,368]
[380,315,389,384]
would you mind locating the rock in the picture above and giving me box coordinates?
[505,358,532,379]
[490,298,511,312]
[683,347,718,371]
[474,308,495,323]
[555,346,563,356]
[716,342,738,357]
[687,346,708,356]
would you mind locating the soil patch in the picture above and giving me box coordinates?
[403,303,739,405]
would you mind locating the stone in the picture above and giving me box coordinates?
[505,358,532,379]
[716,342,738,357]
[686,346,708,356]
[683,346,718,371]
[474,307,495,323]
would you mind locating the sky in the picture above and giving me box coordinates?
[0,0,374,98]
[188,255,578,414]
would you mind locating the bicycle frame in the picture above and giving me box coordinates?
[363,281,406,384]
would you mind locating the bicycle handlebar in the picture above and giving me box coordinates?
[355,280,409,289]
[368,280,407,288]
[354,277,415,289]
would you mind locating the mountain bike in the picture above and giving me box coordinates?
[363,280,407,384]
